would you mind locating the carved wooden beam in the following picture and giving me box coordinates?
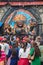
[0,2,7,6]
[0,2,43,6]
[9,2,43,6]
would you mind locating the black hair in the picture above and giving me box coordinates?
[11,43,18,58]
[0,45,1,57]
[23,43,27,52]
[11,48,17,58]
[33,42,41,57]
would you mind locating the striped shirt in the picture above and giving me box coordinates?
[0,50,6,62]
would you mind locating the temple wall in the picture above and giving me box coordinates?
[0,5,43,35]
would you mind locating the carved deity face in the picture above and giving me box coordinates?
[17,21,24,27]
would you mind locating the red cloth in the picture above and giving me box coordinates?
[0,50,6,62]
[0,37,3,41]
[9,45,12,49]
[18,58,29,65]
[22,40,26,43]
[0,37,6,41]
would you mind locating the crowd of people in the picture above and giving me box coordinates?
[0,34,43,65]
[0,17,43,65]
